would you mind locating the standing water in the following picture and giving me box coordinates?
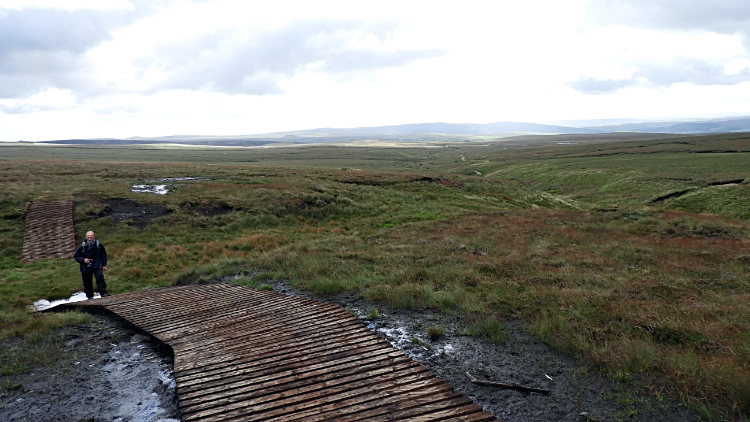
[131,177,209,195]
[28,292,100,312]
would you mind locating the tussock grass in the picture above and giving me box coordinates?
[466,316,506,344]
[1,137,750,418]
[1,311,94,340]
[0,311,93,375]
[243,208,750,417]
[427,325,444,340]
[368,307,381,319]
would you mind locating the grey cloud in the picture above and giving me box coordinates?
[569,77,636,94]
[576,2,750,94]
[0,101,71,114]
[588,0,750,35]
[0,50,92,98]
[0,9,123,56]
[570,57,750,94]
[0,3,156,100]
[0,8,444,111]
[635,58,750,86]
[321,49,445,73]
[149,20,446,95]
[90,100,144,115]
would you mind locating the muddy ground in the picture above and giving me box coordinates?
[270,281,702,422]
[1,280,702,422]
[105,199,171,230]
[0,312,179,422]
[93,198,231,231]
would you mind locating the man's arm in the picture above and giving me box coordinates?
[73,244,85,264]
[100,243,107,270]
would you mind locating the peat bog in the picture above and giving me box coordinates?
[1,133,749,420]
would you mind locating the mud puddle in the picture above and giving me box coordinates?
[106,199,170,229]
[131,177,210,195]
[0,313,179,422]
[6,279,704,422]
[268,280,701,422]
[28,291,100,312]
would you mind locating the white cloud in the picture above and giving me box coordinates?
[724,58,750,75]
[0,88,77,114]
[2,0,750,141]
[587,0,750,37]
[0,0,135,11]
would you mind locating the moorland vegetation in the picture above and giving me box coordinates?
[1,132,749,420]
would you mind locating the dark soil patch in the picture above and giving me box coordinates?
[417,176,465,188]
[335,178,401,186]
[4,280,703,422]
[188,204,233,217]
[105,199,170,230]
[707,179,746,186]
[265,279,701,422]
[651,189,694,203]
[0,312,179,422]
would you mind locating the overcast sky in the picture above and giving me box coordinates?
[1,0,750,141]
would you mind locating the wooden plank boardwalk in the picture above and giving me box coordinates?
[65,284,499,422]
[21,200,77,262]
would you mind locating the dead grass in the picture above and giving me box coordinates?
[2,144,750,418]
[241,208,750,417]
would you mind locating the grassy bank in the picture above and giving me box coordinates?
[1,134,749,419]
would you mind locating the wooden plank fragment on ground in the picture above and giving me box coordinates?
[60,284,500,421]
[21,200,76,262]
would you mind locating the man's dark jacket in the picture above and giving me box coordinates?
[74,240,107,272]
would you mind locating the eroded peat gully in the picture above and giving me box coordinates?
[60,284,497,421]
[21,200,76,262]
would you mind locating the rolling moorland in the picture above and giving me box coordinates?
[1,132,749,420]
[33,115,750,146]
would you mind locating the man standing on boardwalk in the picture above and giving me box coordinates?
[73,231,110,299]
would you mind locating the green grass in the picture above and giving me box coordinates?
[411,337,432,349]
[465,317,506,344]
[368,307,381,319]
[0,311,93,375]
[1,134,750,419]
[427,325,445,340]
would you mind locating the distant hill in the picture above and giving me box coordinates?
[303,122,603,135]
[43,138,276,146]
[591,117,750,133]
[35,116,750,146]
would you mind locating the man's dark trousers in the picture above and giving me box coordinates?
[82,268,107,299]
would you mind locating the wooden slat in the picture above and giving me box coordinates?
[21,201,76,262]
[177,336,397,386]
[180,363,430,420]
[59,285,499,421]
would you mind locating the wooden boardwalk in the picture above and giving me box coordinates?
[65,284,498,421]
[21,200,76,262]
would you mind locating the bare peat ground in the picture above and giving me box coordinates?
[1,282,702,422]
[270,281,703,422]
[0,312,179,422]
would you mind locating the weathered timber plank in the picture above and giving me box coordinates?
[172,325,383,374]
[187,375,450,422]
[174,326,376,378]
[263,383,457,422]
[344,395,477,422]
[334,395,477,422]
[59,285,498,421]
[163,306,354,349]
[178,342,410,404]
[177,338,399,391]
[180,362,427,419]
[398,408,499,422]
[173,317,369,367]
[21,201,76,262]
